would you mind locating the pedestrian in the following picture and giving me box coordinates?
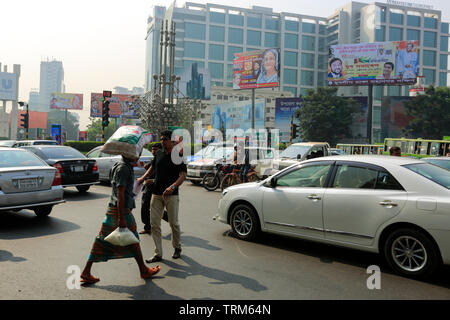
[139,143,168,235]
[80,154,161,284]
[242,137,251,182]
[138,130,187,263]
[389,146,402,157]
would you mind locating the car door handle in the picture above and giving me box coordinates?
[307,194,322,201]
[379,201,398,207]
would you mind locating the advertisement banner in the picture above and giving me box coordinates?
[233,48,280,90]
[0,72,18,100]
[328,41,419,86]
[51,124,63,145]
[90,93,139,118]
[178,63,211,100]
[275,98,302,143]
[78,131,87,141]
[50,93,83,110]
[212,99,265,131]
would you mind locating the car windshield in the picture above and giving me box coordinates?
[0,150,47,167]
[39,147,85,159]
[210,147,233,159]
[279,145,311,159]
[403,163,450,190]
[424,159,450,170]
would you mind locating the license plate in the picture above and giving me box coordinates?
[19,178,38,188]
[73,165,85,172]
[193,171,201,177]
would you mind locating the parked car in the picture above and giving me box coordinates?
[215,155,450,279]
[330,148,346,156]
[85,146,154,182]
[21,146,99,192]
[186,142,234,163]
[422,157,450,170]
[271,142,331,174]
[187,147,234,184]
[0,140,17,148]
[12,140,58,147]
[0,147,65,216]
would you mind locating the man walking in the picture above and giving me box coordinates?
[138,130,187,262]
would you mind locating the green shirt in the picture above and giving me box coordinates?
[109,159,136,209]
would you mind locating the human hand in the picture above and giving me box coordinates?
[145,179,154,185]
[162,186,174,199]
[137,177,145,185]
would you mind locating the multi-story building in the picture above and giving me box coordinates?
[34,59,65,112]
[113,86,145,95]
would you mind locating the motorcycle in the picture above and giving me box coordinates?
[202,160,232,191]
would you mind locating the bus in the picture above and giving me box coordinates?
[383,138,450,158]
[336,144,384,155]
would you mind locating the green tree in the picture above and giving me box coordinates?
[46,110,79,140]
[403,86,450,139]
[295,87,364,146]
[86,118,116,141]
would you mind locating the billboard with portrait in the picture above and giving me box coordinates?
[328,41,419,86]
[275,98,302,143]
[233,48,280,90]
[50,93,83,110]
[90,93,139,118]
[212,99,265,131]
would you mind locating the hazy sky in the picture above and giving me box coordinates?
[1,0,449,130]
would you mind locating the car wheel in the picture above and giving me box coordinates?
[34,205,53,217]
[76,185,90,193]
[230,203,260,241]
[383,228,441,279]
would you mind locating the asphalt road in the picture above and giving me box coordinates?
[1,182,449,300]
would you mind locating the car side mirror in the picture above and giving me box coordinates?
[306,154,311,160]
[297,154,301,160]
[270,177,277,188]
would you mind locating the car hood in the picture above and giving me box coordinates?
[188,158,218,166]
[226,182,260,192]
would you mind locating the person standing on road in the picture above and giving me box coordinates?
[80,155,161,284]
[139,143,168,235]
[242,137,251,183]
[137,130,187,263]
[389,146,402,157]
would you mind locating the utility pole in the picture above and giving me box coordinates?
[101,90,112,143]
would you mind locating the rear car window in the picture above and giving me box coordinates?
[32,141,58,145]
[403,163,450,190]
[39,147,85,159]
[0,150,47,167]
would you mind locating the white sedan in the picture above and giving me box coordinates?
[215,155,450,279]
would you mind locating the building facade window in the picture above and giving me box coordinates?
[284,51,298,67]
[229,14,244,26]
[319,24,327,35]
[227,46,243,61]
[247,16,262,28]
[210,26,225,42]
[376,6,386,24]
[247,30,261,46]
[375,26,386,42]
[227,64,233,81]
[441,22,449,34]
[301,53,315,69]
[424,31,437,47]
[209,44,225,60]
[265,18,280,30]
[439,72,447,87]
[283,69,297,85]
[184,42,205,59]
[210,11,225,24]
[423,50,436,67]
[387,86,401,96]
[229,28,243,44]
[185,23,206,40]
[317,72,327,86]
[209,62,224,79]
[283,87,297,96]
[285,20,299,32]
[440,54,448,70]
[422,68,436,85]
[389,27,403,41]
[390,9,404,25]
[407,15,421,28]
[440,36,449,51]
[265,32,279,47]
[318,55,328,70]
[285,33,299,49]
[302,35,316,51]
[302,22,316,34]
[318,38,327,52]
[301,70,314,86]
[424,17,438,29]
[407,29,420,43]
[184,60,205,68]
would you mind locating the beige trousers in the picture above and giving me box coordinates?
[150,194,181,257]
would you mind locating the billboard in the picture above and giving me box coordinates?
[233,48,280,89]
[328,41,419,86]
[15,110,47,129]
[90,93,139,118]
[79,131,87,141]
[51,124,63,145]
[50,93,83,110]
[178,63,211,100]
[0,72,17,100]
[275,98,302,143]
[212,99,265,131]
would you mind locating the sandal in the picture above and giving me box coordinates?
[141,265,161,279]
[80,274,100,284]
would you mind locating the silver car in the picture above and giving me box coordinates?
[85,146,154,182]
[423,157,450,170]
[0,148,65,216]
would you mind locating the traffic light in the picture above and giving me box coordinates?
[292,124,299,140]
[103,90,112,98]
[102,100,110,127]
[20,112,29,129]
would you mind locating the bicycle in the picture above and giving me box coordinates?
[220,165,259,191]
[202,161,232,191]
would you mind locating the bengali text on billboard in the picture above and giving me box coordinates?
[275,98,302,143]
[50,93,83,110]
[328,41,419,86]
[90,93,139,118]
[212,99,265,132]
[233,48,280,90]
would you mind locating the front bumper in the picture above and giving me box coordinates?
[187,168,214,181]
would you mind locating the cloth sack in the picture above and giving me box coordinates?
[104,227,140,246]
[101,125,153,160]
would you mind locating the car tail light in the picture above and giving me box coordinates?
[133,162,138,167]
[139,161,144,167]
[92,162,98,172]
[53,162,64,173]
[52,170,62,186]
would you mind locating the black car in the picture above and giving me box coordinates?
[21,146,99,192]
